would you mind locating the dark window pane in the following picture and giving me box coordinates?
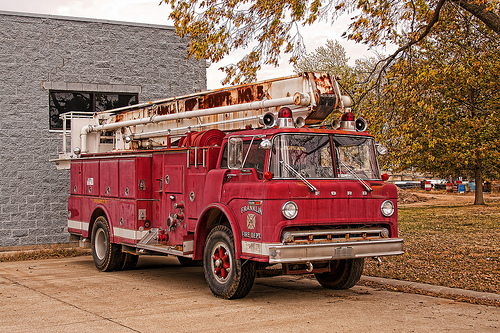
[49,91,138,130]
[95,93,138,112]
[242,140,265,179]
[49,92,92,130]
[220,144,228,168]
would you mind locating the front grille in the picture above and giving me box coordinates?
[281,227,388,244]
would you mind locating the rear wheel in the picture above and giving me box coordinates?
[203,225,255,299]
[314,258,364,289]
[91,216,122,272]
[121,253,139,270]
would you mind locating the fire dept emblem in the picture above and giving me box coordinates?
[246,214,256,230]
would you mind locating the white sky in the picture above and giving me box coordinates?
[0,0,386,89]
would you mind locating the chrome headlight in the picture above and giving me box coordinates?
[282,201,298,219]
[381,200,394,217]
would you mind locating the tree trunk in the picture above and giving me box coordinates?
[474,159,484,205]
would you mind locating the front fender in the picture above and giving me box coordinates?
[193,203,242,260]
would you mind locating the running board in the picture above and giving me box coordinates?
[135,228,192,258]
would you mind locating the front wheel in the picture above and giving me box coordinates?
[314,258,364,289]
[91,216,123,272]
[203,225,255,299]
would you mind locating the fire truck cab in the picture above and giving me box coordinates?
[56,73,403,299]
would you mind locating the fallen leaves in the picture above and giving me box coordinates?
[364,201,500,294]
[0,248,90,262]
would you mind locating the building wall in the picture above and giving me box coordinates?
[0,11,206,247]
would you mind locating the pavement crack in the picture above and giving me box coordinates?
[0,274,141,332]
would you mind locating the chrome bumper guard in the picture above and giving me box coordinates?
[268,238,404,264]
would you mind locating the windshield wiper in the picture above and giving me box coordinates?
[338,160,372,192]
[280,160,320,195]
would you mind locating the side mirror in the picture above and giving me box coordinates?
[228,137,243,169]
[259,139,272,150]
[376,143,388,155]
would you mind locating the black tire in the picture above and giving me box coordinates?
[203,225,256,299]
[177,256,202,267]
[314,258,364,289]
[91,216,123,272]
[121,253,139,270]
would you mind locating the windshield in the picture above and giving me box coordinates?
[333,136,379,179]
[270,134,379,180]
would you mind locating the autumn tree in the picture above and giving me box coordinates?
[164,0,500,204]
[295,13,499,205]
[366,8,500,205]
[294,39,382,112]
[163,0,500,84]
[295,40,352,79]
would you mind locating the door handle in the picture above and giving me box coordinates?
[156,178,163,192]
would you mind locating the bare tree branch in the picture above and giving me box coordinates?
[355,0,447,106]
[379,0,447,81]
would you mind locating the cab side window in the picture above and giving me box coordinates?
[243,140,265,178]
[219,140,265,179]
[220,144,228,168]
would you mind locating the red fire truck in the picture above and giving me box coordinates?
[55,73,403,299]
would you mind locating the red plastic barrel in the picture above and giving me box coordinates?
[424,180,431,191]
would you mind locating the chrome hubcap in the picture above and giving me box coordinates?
[211,242,232,284]
[95,228,106,260]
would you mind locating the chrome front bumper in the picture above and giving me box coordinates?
[268,238,404,264]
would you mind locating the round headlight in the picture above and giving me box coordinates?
[381,200,394,217]
[282,201,298,219]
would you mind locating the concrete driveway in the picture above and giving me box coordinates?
[1,256,499,332]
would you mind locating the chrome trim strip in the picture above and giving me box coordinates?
[136,243,187,257]
[113,227,149,241]
[242,241,270,256]
[68,220,89,232]
[268,238,404,264]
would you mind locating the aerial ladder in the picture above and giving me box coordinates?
[54,72,351,168]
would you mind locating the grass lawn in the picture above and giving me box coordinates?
[364,199,500,294]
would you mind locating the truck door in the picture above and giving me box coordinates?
[153,152,186,245]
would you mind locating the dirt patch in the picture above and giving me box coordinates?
[0,248,90,262]
[397,187,431,204]
[397,188,500,207]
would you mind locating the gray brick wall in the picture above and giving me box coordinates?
[0,11,206,247]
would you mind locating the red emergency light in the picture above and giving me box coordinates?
[341,112,355,122]
[339,112,367,132]
[278,107,292,118]
[277,107,294,128]
[340,112,356,131]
